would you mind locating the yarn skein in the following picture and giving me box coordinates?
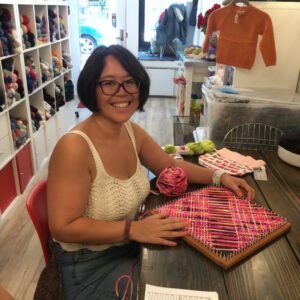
[156,166,188,196]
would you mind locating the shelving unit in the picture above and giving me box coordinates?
[0,1,76,215]
[176,51,215,117]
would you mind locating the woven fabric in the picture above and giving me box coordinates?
[217,148,265,169]
[198,152,253,176]
[155,187,289,263]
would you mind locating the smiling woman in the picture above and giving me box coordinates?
[47,45,152,299]
[77,46,150,112]
[46,44,254,300]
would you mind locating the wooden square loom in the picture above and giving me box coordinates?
[153,186,291,269]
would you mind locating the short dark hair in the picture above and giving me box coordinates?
[77,45,150,112]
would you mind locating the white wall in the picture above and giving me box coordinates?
[233,2,300,92]
[69,1,81,92]
[125,0,139,56]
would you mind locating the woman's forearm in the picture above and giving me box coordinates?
[175,159,215,184]
[51,218,127,245]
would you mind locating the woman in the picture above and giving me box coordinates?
[48,45,254,299]
[0,286,14,300]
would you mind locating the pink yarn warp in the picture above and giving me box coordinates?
[156,167,188,196]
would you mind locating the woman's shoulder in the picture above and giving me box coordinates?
[48,131,93,177]
[48,131,93,180]
[51,131,91,162]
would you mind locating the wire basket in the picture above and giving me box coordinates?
[173,115,199,145]
[222,123,283,150]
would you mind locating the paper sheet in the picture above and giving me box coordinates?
[144,284,219,300]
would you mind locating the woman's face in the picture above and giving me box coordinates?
[95,55,140,124]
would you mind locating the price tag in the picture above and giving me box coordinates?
[254,166,268,181]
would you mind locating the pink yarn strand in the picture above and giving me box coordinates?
[114,274,133,300]
[156,186,288,255]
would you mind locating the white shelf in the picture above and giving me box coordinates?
[0,1,76,213]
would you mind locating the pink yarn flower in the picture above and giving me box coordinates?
[156,167,188,197]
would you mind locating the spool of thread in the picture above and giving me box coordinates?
[156,166,188,197]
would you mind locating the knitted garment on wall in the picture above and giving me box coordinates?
[202,3,276,69]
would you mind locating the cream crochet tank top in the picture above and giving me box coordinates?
[57,122,150,251]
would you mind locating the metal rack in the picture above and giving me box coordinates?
[222,123,283,150]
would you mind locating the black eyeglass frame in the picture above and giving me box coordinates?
[97,79,140,96]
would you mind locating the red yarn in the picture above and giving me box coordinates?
[156,167,188,197]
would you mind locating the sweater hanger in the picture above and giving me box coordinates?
[231,0,249,23]
[232,0,249,6]
[222,0,249,6]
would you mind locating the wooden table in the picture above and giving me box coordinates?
[139,151,300,300]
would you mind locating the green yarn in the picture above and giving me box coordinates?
[186,140,216,155]
[186,142,205,155]
[201,140,216,153]
[164,144,177,154]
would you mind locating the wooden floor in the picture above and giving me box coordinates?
[0,96,176,299]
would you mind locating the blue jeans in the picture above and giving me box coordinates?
[54,242,140,300]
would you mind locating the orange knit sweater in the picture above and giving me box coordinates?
[203,3,276,69]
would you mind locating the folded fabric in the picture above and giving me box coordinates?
[198,152,253,176]
[217,148,266,169]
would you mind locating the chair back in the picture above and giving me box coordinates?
[222,123,283,150]
[26,179,50,265]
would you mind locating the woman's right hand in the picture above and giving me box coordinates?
[130,212,188,246]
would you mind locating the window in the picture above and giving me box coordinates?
[138,0,187,51]
[78,0,118,66]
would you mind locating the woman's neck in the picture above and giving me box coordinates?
[89,113,124,140]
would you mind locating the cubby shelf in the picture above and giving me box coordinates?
[0,1,76,215]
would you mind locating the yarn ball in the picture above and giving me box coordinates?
[164,144,176,154]
[156,166,188,197]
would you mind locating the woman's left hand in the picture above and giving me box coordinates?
[220,173,255,201]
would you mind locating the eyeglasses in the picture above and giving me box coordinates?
[97,79,140,95]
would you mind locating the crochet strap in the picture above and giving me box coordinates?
[124,122,138,157]
[67,130,104,174]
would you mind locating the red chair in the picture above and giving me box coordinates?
[26,179,51,265]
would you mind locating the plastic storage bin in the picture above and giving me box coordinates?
[202,85,300,147]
